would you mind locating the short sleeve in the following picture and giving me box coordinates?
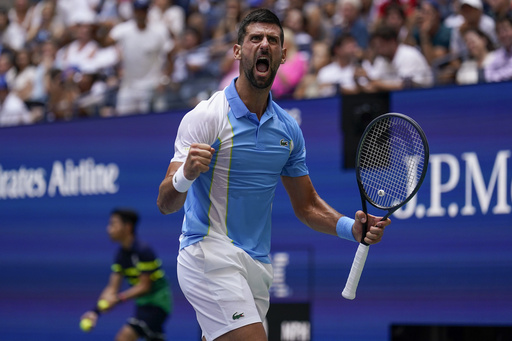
[280,115,309,177]
[171,98,223,163]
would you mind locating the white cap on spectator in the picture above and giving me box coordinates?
[70,9,97,25]
[460,0,483,10]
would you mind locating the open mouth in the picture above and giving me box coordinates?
[256,57,270,73]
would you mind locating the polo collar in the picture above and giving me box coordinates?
[225,77,275,119]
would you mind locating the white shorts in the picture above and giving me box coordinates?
[177,234,273,341]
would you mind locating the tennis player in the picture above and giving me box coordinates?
[80,208,172,341]
[157,8,390,341]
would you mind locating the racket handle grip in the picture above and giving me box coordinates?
[342,243,370,300]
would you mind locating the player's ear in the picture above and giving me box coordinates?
[281,47,287,64]
[234,44,242,60]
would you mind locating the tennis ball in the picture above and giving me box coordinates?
[80,318,93,332]
[97,299,110,311]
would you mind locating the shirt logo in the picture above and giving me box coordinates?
[232,312,244,320]
[280,139,289,147]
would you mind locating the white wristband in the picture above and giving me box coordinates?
[173,164,194,193]
[336,216,357,242]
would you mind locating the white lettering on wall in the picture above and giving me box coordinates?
[0,158,119,199]
[394,150,512,219]
[269,252,292,298]
[281,321,310,341]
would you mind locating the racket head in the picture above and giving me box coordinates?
[355,113,429,215]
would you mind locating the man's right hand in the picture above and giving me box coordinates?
[183,143,215,180]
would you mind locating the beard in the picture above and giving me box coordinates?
[240,53,279,89]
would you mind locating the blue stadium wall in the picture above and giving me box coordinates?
[1,81,511,340]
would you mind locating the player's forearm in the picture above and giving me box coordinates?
[100,281,120,299]
[157,177,187,214]
[117,283,151,302]
[295,195,341,236]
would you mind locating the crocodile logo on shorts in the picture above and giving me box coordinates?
[232,312,244,320]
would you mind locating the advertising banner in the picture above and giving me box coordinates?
[1,82,512,340]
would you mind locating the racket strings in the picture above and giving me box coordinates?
[359,117,426,209]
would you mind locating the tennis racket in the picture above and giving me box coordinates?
[342,113,429,300]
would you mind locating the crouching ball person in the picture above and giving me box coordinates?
[157,8,390,341]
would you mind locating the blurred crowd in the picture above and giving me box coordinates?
[0,0,511,126]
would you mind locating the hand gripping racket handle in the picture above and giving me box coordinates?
[342,243,369,300]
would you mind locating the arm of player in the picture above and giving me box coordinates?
[80,310,99,329]
[116,273,152,302]
[157,161,186,214]
[157,143,215,214]
[79,271,123,328]
[281,175,389,245]
[97,272,123,309]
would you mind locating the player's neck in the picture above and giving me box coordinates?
[235,77,270,119]
[120,234,135,250]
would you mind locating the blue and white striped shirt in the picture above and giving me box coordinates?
[172,78,309,263]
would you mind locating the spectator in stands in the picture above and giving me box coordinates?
[0,75,32,126]
[436,0,455,20]
[185,9,209,42]
[332,0,370,49]
[54,10,99,73]
[169,25,212,107]
[410,0,455,84]
[381,1,413,43]
[300,3,326,42]
[26,1,64,46]
[294,40,332,98]
[485,0,512,19]
[55,0,99,28]
[94,0,121,27]
[319,0,339,39]
[10,48,37,108]
[8,0,35,36]
[29,39,57,122]
[148,0,186,39]
[74,68,108,117]
[210,0,247,60]
[360,0,379,27]
[0,7,26,52]
[456,27,496,83]
[106,0,173,115]
[271,28,309,98]
[283,8,314,57]
[450,0,498,59]
[0,51,15,85]
[484,13,512,81]
[444,0,464,29]
[316,33,361,96]
[189,0,227,41]
[47,67,80,121]
[374,0,418,22]
[217,50,240,91]
[411,0,452,65]
[356,24,433,91]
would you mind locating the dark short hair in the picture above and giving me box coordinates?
[237,8,284,46]
[496,11,512,27]
[111,208,139,234]
[331,33,356,56]
[384,1,406,19]
[461,27,495,51]
[370,25,399,42]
